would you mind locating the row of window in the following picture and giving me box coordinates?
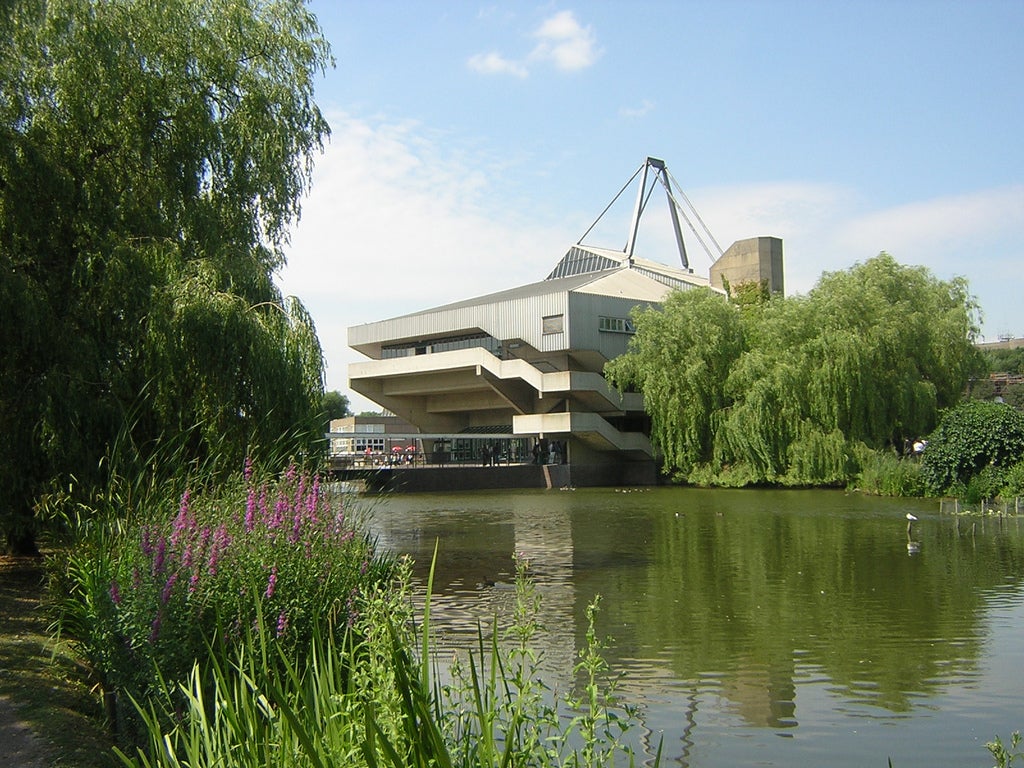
[381,314,632,355]
[382,334,501,359]
[598,316,635,334]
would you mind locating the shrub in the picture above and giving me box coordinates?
[1000,461,1024,500]
[920,400,1024,494]
[49,461,392,746]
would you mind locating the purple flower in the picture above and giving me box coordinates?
[161,572,178,605]
[258,485,269,524]
[152,537,167,576]
[276,610,288,638]
[150,611,162,643]
[207,526,229,576]
[264,566,277,599]
[244,456,253,482]
[109,579,122,606]
[307,476,321,521]
[245,487,256,533]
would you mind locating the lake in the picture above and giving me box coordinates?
[362,486,1024,767]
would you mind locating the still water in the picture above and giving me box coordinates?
[363,487,1024,767]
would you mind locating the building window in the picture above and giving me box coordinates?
[598,316,635,334]
[542,314,564,335]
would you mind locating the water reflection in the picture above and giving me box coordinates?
[364,487,1024,767]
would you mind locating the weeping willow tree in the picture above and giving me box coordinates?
[607,253,984,486]
[1,0,330,553]
[605,288,746,474]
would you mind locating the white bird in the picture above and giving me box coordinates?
[905,512,920,550]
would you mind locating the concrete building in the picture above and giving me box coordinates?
[710,236,784,296]
[344,158,784,487]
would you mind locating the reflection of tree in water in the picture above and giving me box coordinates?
[370,487,1024,764]
[570,489,1024,727]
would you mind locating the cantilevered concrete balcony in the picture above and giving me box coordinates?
[349,347,648,451]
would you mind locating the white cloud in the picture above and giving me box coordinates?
[467,10,600,78]
[467,51,528,78]
[278,112,566,405]
[528,10,600,72]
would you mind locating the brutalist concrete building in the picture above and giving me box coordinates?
[345,158,783,487]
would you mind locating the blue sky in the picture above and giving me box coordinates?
[277,1,1024,409]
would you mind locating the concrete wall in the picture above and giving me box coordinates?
[710,237,784,296]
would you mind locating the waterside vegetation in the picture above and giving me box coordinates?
[607,254,1024,503]
[40,461,651,767]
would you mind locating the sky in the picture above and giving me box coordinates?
[276,0,1024,412]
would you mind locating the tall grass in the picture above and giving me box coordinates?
[113,552,659,768]
[853,448,928,497]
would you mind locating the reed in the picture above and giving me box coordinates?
[113,551,659,768]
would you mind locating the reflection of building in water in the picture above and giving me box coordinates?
[509,498,577,677]
[720,658,797,728]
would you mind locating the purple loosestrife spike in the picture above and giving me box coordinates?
[308,476,320,520]
[161,572,178,605]
[244,456,253,482]
[271,491,287,530]
[109,580,122,606]
[259,485,269,524]
[276,610,288,639]
[153,537,167,576]
[265,566,277,599]
[150,612,162,643]
[294,475,306,513]
[245,488,256,533]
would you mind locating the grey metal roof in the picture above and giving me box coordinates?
[381,244,711,324]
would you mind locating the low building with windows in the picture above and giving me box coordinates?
[345,158,783,487]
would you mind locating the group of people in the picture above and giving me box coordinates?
[531,439,566,466]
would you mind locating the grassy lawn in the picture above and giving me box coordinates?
[0,556,114,768]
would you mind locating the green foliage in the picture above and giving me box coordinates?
[987,731,1024,768]
[853,448,929,497]
[1,0,331,552]
[999,461,1024,499]
[114,552,655,768]
[920,400,1024,495]
[49,463,391,748]
[323,390,353,424]
[982,347,1024,375]
[606,287,746,475]
[608,253,983,488]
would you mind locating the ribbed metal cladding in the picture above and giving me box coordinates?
[546,246,619,279]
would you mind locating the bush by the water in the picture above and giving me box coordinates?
[921,401,1024,496]
[49,462,393,745]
